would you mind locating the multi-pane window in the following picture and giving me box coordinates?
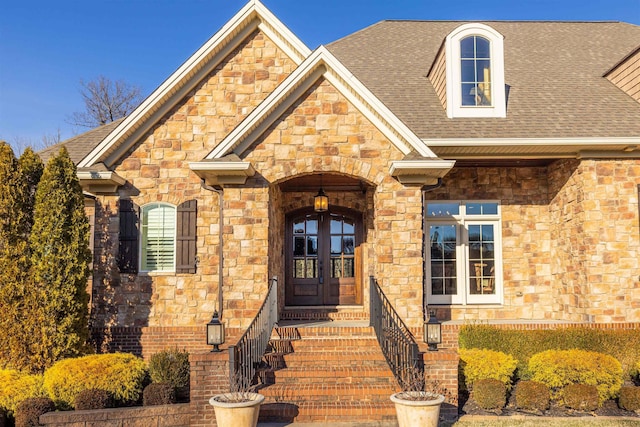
[330,214,355,279]
[293,215,319,279]
[461,36,492,106]
[426,201,501,304]
[141,203,176,272]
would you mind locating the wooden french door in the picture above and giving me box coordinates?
[285,208,362,306]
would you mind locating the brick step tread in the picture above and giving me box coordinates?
[257,383,400,399]
[258,400,397,423]
[263,355,387,366]
[259,366,395,378]
[274,327,376,339]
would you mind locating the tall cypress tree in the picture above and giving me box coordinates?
[26,147,91,371]
[0,142,42,370]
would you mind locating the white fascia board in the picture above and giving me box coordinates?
[189,161,255,175]
[76,170,126,185]
[422,137,640,147]
[78,0,310,169]
[390,160,456,175]
[208,46,437,159]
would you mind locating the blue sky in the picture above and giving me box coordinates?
[1,0,639,149]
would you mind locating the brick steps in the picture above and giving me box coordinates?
[257,322,400,424]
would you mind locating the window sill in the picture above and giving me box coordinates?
[138,271,176,276]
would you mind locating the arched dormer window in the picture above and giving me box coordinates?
[446,23,506,118]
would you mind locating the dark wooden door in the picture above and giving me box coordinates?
[285,208,362,306]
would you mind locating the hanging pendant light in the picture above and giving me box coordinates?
[314,174,329,212]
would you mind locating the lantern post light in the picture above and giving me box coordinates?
[424,310,442,351]
[206,311,225,352]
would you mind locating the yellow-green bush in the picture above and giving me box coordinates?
[459,325,640,379]
[528,349,623,404]
[459,348,518,390]
[43,353,147,409]
[0,369,45,414]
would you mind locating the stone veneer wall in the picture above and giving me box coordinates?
[549,159,640,322]
[244,78,424,326]
[90,29,297,337]
[428,160,640,322]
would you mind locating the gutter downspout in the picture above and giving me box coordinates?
[422,178,443,322]
[201,180,224,319]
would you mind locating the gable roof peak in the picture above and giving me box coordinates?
[77,0,311,169]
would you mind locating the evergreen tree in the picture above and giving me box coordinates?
[0,142,39,370]
[26,147,91,371]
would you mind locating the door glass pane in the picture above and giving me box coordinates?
[331,258,342,278]
[294,259,305,278]
[306,259,317,278]
[293,220,305,234]
[307,236,318,255]
[293,237,305,256]
[343,236,355,255]
[343,219,355,234]
[468,223,495,295]
[330,217,342,234]
[331,236,342,255]
[306,219,318,234]
[343,258,354,278]
[429,225,457,295]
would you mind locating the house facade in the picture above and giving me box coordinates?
[40,1,640,357]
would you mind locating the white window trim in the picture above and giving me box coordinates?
[140,202,177,273]
[445,23,506,118]
[425,201,503,305]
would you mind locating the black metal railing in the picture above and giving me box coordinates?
[369,276,423,390]
[229,276,279,392]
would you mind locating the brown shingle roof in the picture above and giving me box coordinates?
[327,21,640,139]
[38,119,125,164]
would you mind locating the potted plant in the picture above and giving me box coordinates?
[209,374,264,427]
[390,365,446,427]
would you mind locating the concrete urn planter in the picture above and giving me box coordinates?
[209,392,264,427]
[390,391,445,427]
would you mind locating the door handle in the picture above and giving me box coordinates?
[319,259,323,284]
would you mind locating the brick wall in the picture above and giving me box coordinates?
[190,352,230,427]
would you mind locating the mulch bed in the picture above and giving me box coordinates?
[459,391,640,418]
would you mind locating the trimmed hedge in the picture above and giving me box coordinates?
[74,389,113,410]
[472,378,506,410]
[514,380,550,412]
[143,383,176,406]
[528,349,623,404]
[618,386,640,411]
[459,325,640,379]
[0,369,45,414]
[15,397,55,427]
[459,348,517,390]
[563,384,599,411]
[43,353,147,409]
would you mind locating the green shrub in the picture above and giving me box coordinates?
[0,369,45,414]
[563,383,599,411]
[43,353,147,409]
[459,325,640,379]
[618,386,640,411]
[514,380,550,412]
[459,348,517,390]
[14,397,55,427]
[472,378,506,410]
[143,383,176,406]
[148,348,189,401]
[74,389,113,410]
[528,349,623,404]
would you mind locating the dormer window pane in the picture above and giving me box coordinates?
[460,36,492,106]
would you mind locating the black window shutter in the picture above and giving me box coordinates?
[118,199,139,273]
[176,200,197,274]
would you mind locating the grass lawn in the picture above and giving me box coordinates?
[449,418,640,427]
